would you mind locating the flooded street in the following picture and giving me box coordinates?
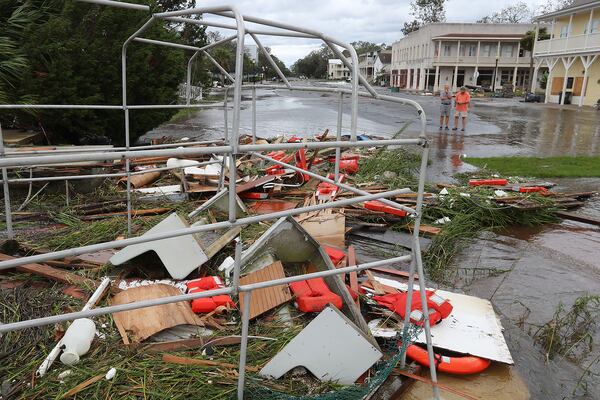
[142,84,600,399]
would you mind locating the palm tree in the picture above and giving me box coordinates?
[0,0,55,109]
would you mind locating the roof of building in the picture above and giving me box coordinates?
[328,59,343,65]
[377,51,392,64]
[535,0,600,20]
[432,33,526,40]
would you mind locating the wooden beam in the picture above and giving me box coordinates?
[162,354,260,372]
[555,211,600,227]
[0,253,99,289]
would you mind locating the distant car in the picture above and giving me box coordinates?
[524,92,542,103]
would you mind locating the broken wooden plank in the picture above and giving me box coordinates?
[111,284,205,344]
[247,200,298,215]
[555,211,600,227]
[239,261,292,320]
[235,175,276,194]
[369,266,418,281]
[0,253,99,289]
[203,226,242,259]
[162,354,260,372]
[365,270,386,295]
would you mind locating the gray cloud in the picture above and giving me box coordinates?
[196,0,544,66]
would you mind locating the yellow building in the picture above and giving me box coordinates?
[533,0,600,107]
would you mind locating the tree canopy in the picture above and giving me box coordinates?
[478,0,574,23]
[402,0,446,35]
[0,0,215,145]
[291,45,333,79]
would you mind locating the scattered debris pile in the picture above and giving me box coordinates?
[0,134,597,399]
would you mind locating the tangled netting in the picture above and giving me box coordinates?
[245,324,422,400]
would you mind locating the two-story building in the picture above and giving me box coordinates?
[358,52,378,81]
[533,0,600,106]
[328,59,350,80]
[390,23,534,93]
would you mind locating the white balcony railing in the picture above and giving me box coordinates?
[434,56,531,65]
[534,32,600,56]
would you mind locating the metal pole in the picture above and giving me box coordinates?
[0,123,13,239]
[65,180,70,207]
[252,86,257,144]
[237,290,252,400]
[122,18,154,236]
[334,92,343,182]
[227,8,245,224]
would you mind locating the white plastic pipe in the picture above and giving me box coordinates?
[37,277,111,377]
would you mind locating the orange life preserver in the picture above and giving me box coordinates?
[373,290,453,326]
[187,276,235,314]
[405,344,491,375]
[289,277,343,312]
[468,178,508,187]
[364,200,408,217]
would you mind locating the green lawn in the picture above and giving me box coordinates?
[464,156,600,178]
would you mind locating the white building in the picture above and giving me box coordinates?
[358,52,378,81]
[374,50,392,85]
[328,59,350,80]
[390,23,535,93]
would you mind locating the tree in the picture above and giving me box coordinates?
[350,41,386,55]
[401,0,446,35]
[521,28,550,92]
[14,1,187,144]
[0,0,54,107]
[477,2,533,23]
[291,45,334,79]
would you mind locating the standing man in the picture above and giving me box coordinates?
[439,84,452,130]
[453,86,471,132]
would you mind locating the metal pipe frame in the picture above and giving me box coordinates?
[0,160,220,184]
[0,4,438,398]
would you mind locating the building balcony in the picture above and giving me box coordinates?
[433,55,531,66]
[534,33,600,56]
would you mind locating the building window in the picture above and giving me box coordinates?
[560,25,569,38]
[586,19,600,33]
[501,44,514,58]
[481,44,492,57]
[443,44,452,56]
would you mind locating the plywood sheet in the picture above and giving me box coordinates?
[373,277,513,364]
[239,261,292,320]
[111,283,204,343]
[298,212,345,248]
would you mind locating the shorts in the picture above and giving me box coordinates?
[440,104,451,117]
[456,110,468,118]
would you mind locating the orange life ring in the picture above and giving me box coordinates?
[406,344,491,375]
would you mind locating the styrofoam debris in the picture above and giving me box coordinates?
[58,370,72,380]
[117,279,187,293]
[459,192,471,198]
[439,188,449,195]
[494,190,508,197]
[434,217,451,225]
[105,367,116,380]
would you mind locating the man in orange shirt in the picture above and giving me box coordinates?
[452,86,471,132]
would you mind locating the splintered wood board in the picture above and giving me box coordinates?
[239,261,292,320]
[111,284,204,343]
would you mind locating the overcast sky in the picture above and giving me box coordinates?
[197,0,548,66]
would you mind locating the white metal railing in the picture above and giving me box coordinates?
[535,32,600,55]
[0,2,442,399]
